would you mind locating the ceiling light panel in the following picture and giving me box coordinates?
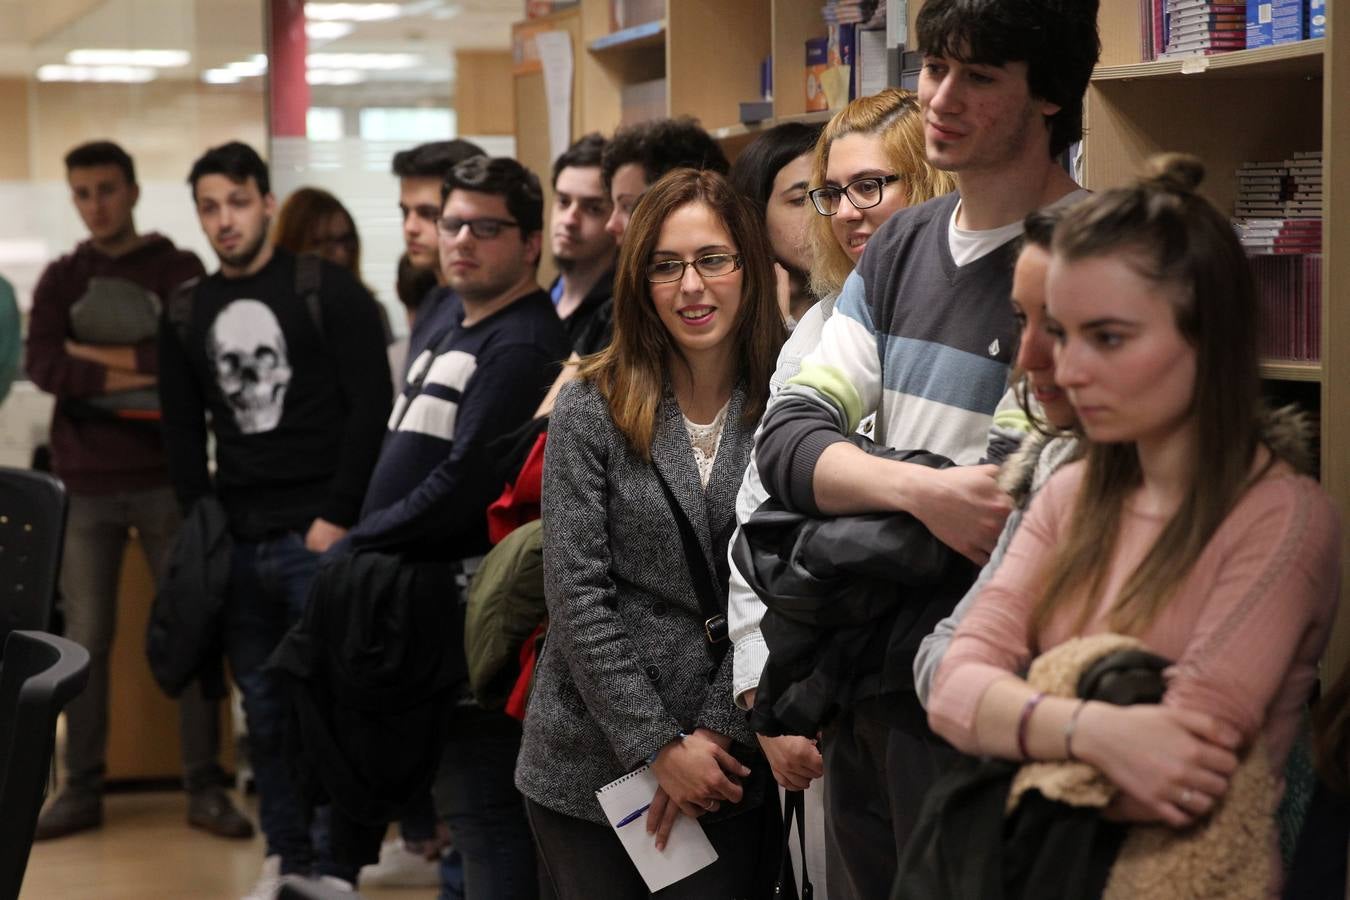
[307,69,366,85]
[306,22,355,40]
[66,49,191,67]
[307,52,421,70]
[304,3,401,21]
[38,64,157,83]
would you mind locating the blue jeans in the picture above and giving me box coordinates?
[432,709,537,900]
[224,532,321,875]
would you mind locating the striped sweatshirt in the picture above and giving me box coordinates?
[757,192,1020,514]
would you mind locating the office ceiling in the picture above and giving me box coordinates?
[0,0,517,96]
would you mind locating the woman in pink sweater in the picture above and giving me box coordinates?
[928,155,1340,842]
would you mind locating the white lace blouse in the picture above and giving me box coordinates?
[683,399,730,489]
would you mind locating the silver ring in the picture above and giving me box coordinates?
[706,800,717,811]
[1179,789,1195,806]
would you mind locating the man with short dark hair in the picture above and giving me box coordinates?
[752,0,1099,893]
[160,140,391,897]
[600,116,729,243]
[534,118,729,416]
[548,133,615,357]
[315,155,568,896]
[391,139,486,278]
[26,139,250,842]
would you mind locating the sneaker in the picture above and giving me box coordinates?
[276,874,353,896]
[357,837,441,887]
[241,855,282,900]
[188,785,256,839]
[33,789,102,840]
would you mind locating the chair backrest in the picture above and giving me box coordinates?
[0,630,90,899]
[0,468,67,649]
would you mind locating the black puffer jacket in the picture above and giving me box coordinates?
[269,551,467,825]
[734,437,978,737]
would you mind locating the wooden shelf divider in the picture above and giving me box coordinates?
[588,19,666,53]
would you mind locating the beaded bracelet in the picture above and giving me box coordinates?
[1016,691,1046,761]
[1064,700,1088,761]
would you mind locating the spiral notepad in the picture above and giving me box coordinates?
[595,765,718,892]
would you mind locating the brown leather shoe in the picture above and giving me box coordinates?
[187,785,255,839]
[34,790,103,840]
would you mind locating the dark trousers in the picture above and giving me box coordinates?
[58,487,223,795]
[822,695,957,900]
[527,796,773,900]
[322,708,535,900]
[224,532,322,875]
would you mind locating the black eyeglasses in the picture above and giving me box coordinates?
[645,253,742,284]
[808,174,902,216]
[436,216,520,240]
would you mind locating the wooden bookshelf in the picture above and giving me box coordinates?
[1084,3,1348,678]
[1093,39,1324,82]
[588,19,665,53]
[1259,360,1324,383]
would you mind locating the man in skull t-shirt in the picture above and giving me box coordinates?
[159,142,391,891]
[159,250,390,539]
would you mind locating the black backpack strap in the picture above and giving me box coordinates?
[294,253,324,343]
[166,275,202,347]
[652,468,730,670]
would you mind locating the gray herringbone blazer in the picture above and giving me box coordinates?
[514,376,765,826]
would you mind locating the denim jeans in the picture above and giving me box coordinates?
[224,532,321,875]
[432,709,537,900]
[58,486,223,795]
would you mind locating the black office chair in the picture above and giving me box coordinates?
[0,468,67,651]
[0,630,90,898]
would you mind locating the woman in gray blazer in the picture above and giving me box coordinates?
[515,168,786,899]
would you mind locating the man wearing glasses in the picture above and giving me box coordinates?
[317,155,568,895]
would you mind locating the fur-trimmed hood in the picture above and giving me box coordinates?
[995,402,1316,505]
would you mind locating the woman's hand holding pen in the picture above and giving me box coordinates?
[646,728,749,849]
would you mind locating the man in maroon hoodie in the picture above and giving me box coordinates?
[25,140,252,841]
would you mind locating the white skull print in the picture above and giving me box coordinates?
[207,299,292,434]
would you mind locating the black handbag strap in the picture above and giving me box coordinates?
[653,467,729,669]
[775,789,812,899]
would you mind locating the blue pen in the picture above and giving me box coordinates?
[614,803,652,828]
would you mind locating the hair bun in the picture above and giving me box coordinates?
[1141,153,1204,194]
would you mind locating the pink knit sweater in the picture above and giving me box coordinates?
[929,460,1341,775]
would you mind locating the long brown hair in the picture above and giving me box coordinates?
[1033,154,1266,635]
[578,168,783,460]
[272,186,362,278]
[807,88,956,298]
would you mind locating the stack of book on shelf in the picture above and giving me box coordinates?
[1236,152,1323,363]
[1235,152,1323,222]
[809,0,887,110]
[1156,0,1246,58]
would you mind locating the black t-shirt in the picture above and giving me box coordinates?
[158,249,392,539]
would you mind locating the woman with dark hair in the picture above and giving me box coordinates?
[729,121,824,328]
[273,186,394,346]
[927,155,1341,894]
[272,186,363,276]
[515,168,784,898]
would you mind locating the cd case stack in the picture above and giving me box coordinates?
[1236,151,1323,363]
[1235,152,1323,221]
[1159,0,1246,57]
